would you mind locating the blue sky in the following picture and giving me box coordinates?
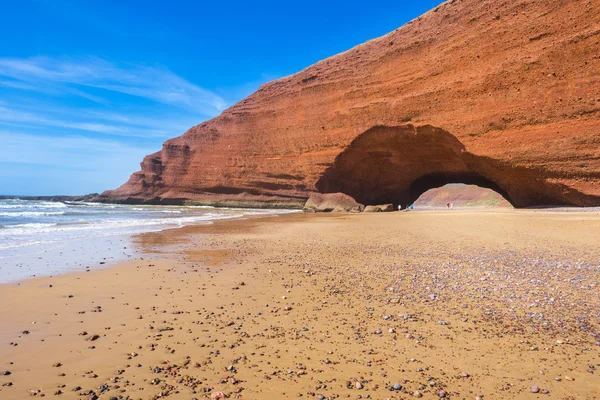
[0,0,444,195]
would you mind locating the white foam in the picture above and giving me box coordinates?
[0,211,260,239]
[0,201,67,209]
[0,200,300,283]
[0,211,66,217]
[0,222,57,231]
[131,208,182,214]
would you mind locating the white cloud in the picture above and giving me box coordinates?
[0,56,257,194]
[0,131,155,169]
[0,56,227,115]
[0,131,158,195]
[0,78,39,91]
[0,105,176,138]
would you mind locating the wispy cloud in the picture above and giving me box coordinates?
[0,57,227,114]
[0,105,185,138]
[0,56,264,195]
[0,56,229,142]
[0,131,156,195]
[0,131,154,168]
[0,78,39,91]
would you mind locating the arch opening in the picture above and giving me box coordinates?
[315,124,599,208]
[412,182,512,209]
[408,174,512,208]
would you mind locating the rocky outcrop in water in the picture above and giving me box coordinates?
[102,0,600,208]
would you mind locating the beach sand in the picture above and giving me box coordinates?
[0,210,599,399]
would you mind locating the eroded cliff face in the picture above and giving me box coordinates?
[102,0,600,208]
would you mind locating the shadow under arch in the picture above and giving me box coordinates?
[315,125,600,208]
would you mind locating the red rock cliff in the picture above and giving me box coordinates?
[102,0,600,208]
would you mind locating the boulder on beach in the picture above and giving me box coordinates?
[378,204,395,212]
[303,193,364,213]
[364,205,381,212]
[364,204,395,212]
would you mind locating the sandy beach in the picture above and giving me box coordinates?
[1,210,599,399]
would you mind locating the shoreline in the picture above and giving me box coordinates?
[1,210,599,399]
[4,194,600,212]
[4,205,597,287]
[0,201,300,285]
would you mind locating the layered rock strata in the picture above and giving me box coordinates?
[103,0,600,208]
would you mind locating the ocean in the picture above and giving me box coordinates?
[0,199,295,283]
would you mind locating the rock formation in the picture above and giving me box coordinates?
[102,0,600,208]
[303,193,364,213]
[414,184,511,208]
[364,204,396,212]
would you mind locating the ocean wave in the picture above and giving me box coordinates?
[0,214,228,236]
[0,206,298,258]
[66,201,118,209]
[0,222,58,234]
[0,211,66,217]
[5,222,57,228]
[62,211,96,216]
[0,239,54,251]
[55,221,89,226]
[0,201,67,209]
[131,208,183,214]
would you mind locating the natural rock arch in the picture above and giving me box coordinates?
[315,125,598,208]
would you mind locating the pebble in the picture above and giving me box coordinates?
[531,385,540,393]
[2,370,11,376]
[2,212,598,400]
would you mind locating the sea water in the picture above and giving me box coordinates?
[0,199,294,283]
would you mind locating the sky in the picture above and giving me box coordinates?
[0,0,444,196]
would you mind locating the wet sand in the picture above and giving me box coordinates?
[0,210,599,399]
